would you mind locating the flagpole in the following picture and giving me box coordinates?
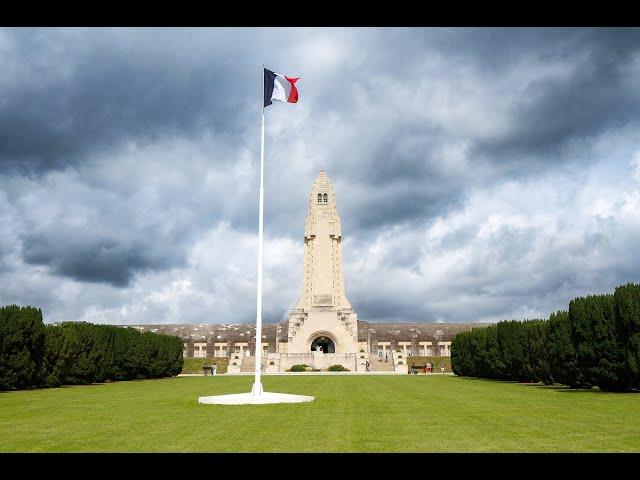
[198,65,314,405]
[252,64,265,397]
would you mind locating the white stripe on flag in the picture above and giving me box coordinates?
[271,74,292,103]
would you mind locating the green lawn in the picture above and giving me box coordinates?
[182,357,229,374]
[1,375,639,452]
[404,356,451,372]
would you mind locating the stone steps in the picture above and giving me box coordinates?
[241,356,255,373]
[368,354,395,372]
[240,356,270,373]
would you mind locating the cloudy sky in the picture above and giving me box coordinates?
[1,27,639,325]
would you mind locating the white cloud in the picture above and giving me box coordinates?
[1,28,640,325]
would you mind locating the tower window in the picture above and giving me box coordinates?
[323,193,328,203]
[317,193,322,203]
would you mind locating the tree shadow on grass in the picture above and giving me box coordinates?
[0,383,112,394]
[522,382,640,395]
[0,376,180,394]
[454,376,520,385]
[533,384,638,395]
[454,376,638,395]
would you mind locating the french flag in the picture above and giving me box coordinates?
[264,68,299,107]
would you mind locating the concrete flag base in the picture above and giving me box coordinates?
[198,392,315,405]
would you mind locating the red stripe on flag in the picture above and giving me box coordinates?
[285,77,299,103]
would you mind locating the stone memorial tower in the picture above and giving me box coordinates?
[287,170,358,355]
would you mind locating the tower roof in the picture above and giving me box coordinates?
[314,169,330,185]
[310,170,336,208]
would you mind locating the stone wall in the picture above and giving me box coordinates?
[122,321,491,359]
[277,352,357,371]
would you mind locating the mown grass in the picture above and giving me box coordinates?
[181,357,229,374]
[403,356,452,372]
[0,375,639,452]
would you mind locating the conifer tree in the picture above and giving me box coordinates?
[547,310,582,387]
[525,320,552,384]
[0,306,45,390]
[614,283,640,390]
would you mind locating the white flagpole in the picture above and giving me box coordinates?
[251,64,265,397]
[197,66,314,405]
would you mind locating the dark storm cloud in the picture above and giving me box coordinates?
[21,232,182,286]
[347,185,463,234]
[467,28,640,165]
[262,27,640,243]
[2,27,637,213]
[1,27,639,324]
[356,297,417,322]
[0,29,254,175]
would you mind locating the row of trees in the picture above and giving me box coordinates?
[0,305,183,391]
[451,283,640,392]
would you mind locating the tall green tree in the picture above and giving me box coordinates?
[43,324,82,387]
[547,310,583,387]
[451,331,471,376]
[484,324,503,379]
[497,320,529,381]
[0,306,45,390]
[570,294,626,391]
[613,283,640,391]
[524,320,553,384]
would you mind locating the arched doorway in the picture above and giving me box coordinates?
[310,336,335,353]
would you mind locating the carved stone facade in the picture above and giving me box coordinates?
[121,171,491,372]
[287,170,358,355]
[125,321,489,359]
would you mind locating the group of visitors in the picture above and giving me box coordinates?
[431,362,445,374]
[378,350,388,362]
[410,362,446,375]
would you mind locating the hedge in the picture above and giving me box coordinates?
[0,306,183,391]
[451,283,640,392]
[615,283,640,389]
[0,306,45,390]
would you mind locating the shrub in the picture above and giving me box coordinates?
[497,320,529,381]
[398,354,403,358]
[269,360,275,365]
[288,364,309,372]
[570,294,626,391]
[360,355,365,359]
[524,319,553,385]
[2,309,183,390]
[547,310,583,387]
[0,306,46,390]
[483,324,504,379]
[451,284,640,392]
[613,283,640,390]
[327,364,350,372]
[43,324,81,387]
[398,361,403,365]
[52,322,181,384]
[451,330,471,376]
[232,362,237,366]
